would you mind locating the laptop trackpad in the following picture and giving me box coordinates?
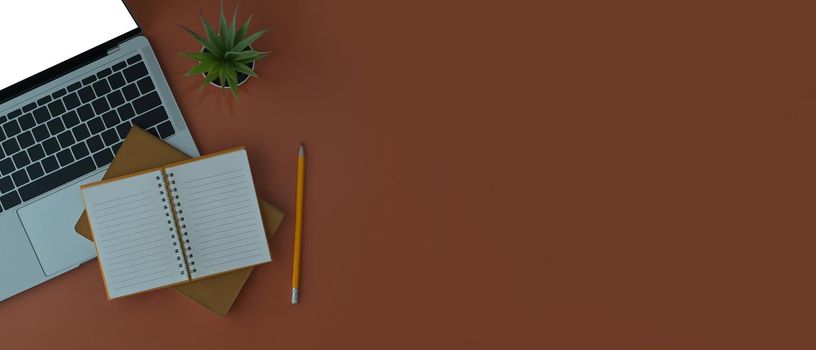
[18,172,103,276]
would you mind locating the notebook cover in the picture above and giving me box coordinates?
[74,127,284,316]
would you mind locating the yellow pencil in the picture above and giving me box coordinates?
[292,144,305,304]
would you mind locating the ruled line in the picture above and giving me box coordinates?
[197,239,260,255]
[197,253,264,271]
[93,196,154,214]
[115,273,177,290]
[184,181,247,198]
[92,189,151,206]
[196,245,264,263]
[95,214,158,231]
[186,192,250,210]
[197,233,259,250]
[179,168,244,184]
[105,237,166,255]
[106,250,171,268]
[190,211,254,227]
[97,224,163,244]
[194,218,257,234]
[187,196,251,213]
[103,232,161,249]
[94,206,156,221]
[108,257,168,274]
[188,199,251,217]
[196,228,258,246]
[188,205,253,222]
[109,262,168,280]
[185,174,246,190]
[104,242,167,262]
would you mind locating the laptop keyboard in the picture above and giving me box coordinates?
[0,54,177,213]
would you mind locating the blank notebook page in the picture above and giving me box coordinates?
[82,170,188,299]
[166,149,270,280]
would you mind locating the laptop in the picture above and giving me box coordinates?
[0,1,199,301]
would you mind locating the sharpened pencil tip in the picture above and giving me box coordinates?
[299,144,304,157]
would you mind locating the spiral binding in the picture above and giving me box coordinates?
[158,175,186,276]
[169,172,196,274]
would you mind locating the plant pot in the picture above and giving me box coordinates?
[200,46,255,89]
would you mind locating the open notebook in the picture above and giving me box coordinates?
[80,147,271,299]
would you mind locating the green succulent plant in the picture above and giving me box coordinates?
[180,4,270,97]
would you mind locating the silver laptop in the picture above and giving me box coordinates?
[0,1,199,301]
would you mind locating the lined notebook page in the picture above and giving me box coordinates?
[165,149,270,280]
[82,170,188,299]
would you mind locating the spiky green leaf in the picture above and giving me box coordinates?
[219,2,229,48]
[181,25,222,57]
[236,15,253,42]
[180,51,217,62]
[185,61,214,76]
[231,62,258,77]
[233,29,268,53]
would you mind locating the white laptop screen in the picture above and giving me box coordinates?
[0,1,138,91]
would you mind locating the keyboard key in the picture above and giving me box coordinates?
[136,77,155,94]
[41,156,59,173]
[112,61,127,71]
[11,169,28,187]
[0,191,21,209]
[37,95,52,106]
[52,88,67,99]
[116,121,132,139]
[133,107,168,130]
[0,158,14,176]
[77,104,94,121]
[101,129,118,145]
[56,149,74,166]
[123,62,148,82]
[146,127,159,137]
[47,100,66,117]
[86,135,104,153]
[22,103,37,113]
[81,75,97,85]
[102,110,119,128]
[87,117,105,134]
[72,123,91,141]
[42,138,60,155]
[19,157,95,202]
[92,148,114,167]
[47,118,65,135]
[108,72,126,89]
[3,120,21,137]
[111,141,123,154]
[78,86,95,104]
[18,114,35,130]
[62,110,80,128]
[12,151,30,168]
[0,176,12,194]
[32,125,49,142]
[8,109,22,119]
[107,90,125,108]
[57,130,75,148]
[67,82,82,92]
[32,107,50,124]
[122,83,139,100]
[92,98,110,114]
[2,138,20,155]
[63,93,81,110]
[26,162,44,180]
[156,121,176,139]
[0,115,6,125]
[133,92,162,114]
[96,68,112,79]
[27,144,45,161]
[71,142,89,159]
[93,80,111,97]
[17,131,35,148]
[117,103,136,120]
[126,55,142,65]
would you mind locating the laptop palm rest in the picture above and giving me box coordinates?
[18,171,103,276]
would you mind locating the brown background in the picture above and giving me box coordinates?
[1,0,815,348]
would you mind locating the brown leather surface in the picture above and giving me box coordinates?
[3,0,816,349]
[74,127,284,315]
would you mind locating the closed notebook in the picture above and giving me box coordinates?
[81,147,272,299]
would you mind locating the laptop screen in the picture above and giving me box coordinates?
[0,1,138,91]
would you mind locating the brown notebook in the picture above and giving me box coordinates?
[74,127,284,315]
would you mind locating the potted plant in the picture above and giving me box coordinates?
[180,5,271,97]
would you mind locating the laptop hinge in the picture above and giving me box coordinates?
[107,45,121,55]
